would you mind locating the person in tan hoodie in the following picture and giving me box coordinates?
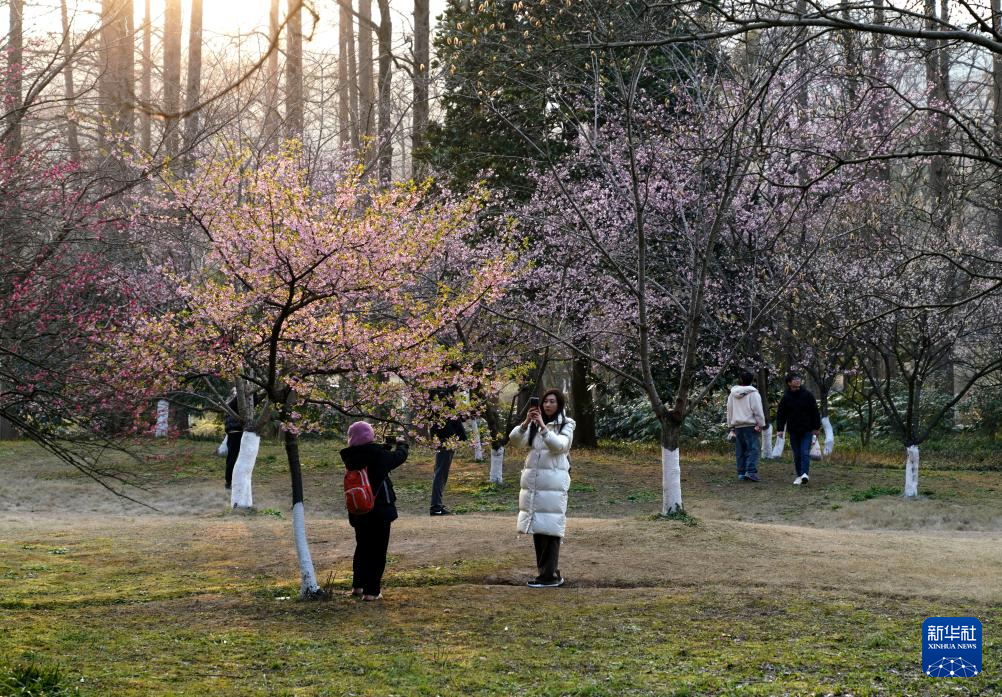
[726,371,766,482]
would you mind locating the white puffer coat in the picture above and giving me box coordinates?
[509,416,576,538]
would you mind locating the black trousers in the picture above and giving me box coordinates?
[431,449,454,509]
[532,533,561,582]
[352,519,393,595]
[224,431,242,486]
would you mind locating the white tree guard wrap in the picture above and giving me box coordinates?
[155,400,169,437]
[761,426,774,459]
[230,431,259,509]
[904,445,920,498]
[292,501,321,597]
[489,446,504,484]
[821,417,835,456]
[470,419,484,461]
[216,435,228,457]
[661,447,683,514]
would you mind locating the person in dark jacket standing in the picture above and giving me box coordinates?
[775,372,822,485]
[223,396,242,490]
[429,386,467,516]
[340,421,409,601]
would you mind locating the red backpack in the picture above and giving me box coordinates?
[344,467,376,515]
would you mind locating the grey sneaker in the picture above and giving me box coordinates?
[745,473,760,482]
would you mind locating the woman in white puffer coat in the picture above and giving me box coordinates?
[508,388,575,588]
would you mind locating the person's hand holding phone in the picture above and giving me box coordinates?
[523,396,541,428]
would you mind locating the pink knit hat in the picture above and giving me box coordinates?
[346,421,375,448]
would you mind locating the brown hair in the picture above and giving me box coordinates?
[529,388,568,442]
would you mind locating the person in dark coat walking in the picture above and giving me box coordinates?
[775,372,822,485]
[340,421,409,601]
[428,386,467,516]
[223,396,242,490]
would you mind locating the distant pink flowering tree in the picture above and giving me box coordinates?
[507,56,893,514]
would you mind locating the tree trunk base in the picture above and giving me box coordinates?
[298,587,332,601]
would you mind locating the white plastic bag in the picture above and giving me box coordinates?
[216,436,228,457]
[809,434,822,460]
[770,434,785,458]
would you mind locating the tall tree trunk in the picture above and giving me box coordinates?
[230,431,260,509]
[182,0,203,156]
[60,0,82,161]
[376,0,392,183]
[262,0,282,148]
[285,430,325,598]
[358,0,375,154]
[904,445,920,497]
[993,0,1002,243]
[99,0,134,146]
[757,367,774,457]
[338,0,352,149]
[123,0,134,135]
[6,0,23,154]
[412,0,429,175]
[285,0,304,139]
[163,0,182,156]
[660,417,683,515]
[347,0,360,152]
[571,353,598,448]
[924,0,950,228]
[140,0,151,151]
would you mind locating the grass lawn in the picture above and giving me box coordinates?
[1,437,1001,695]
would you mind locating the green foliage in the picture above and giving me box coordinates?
[654,509,700,526]
[966,387,1002,438]
[189,413,223,439]
[595,394,729,443]
[0,659,78,696]
[849,485,901,502]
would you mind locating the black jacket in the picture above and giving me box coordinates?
[775,388,822,436]
[429,387,467,445]
[340,441,409,526]
[224,397,242,433]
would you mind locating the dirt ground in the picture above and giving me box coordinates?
[2,439,1001,605]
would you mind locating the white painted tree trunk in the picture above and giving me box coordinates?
[761,425,774,459]
[821,417,835,456]
[489,446,504,483]
[904,445,920,498]
[155,400,169,436]
[230,431,259,509]
[292,501,322,597]
[470,419,484,461]
[661,447,683,514]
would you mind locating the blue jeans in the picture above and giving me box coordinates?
[791,431,812,476]
[734,426,760,476]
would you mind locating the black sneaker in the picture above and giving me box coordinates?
[745,473,760,482]
[429,506,454,516]
[528,577,565,588]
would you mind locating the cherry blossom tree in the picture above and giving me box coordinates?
[498,42,894,514]
[105,143,512,598]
